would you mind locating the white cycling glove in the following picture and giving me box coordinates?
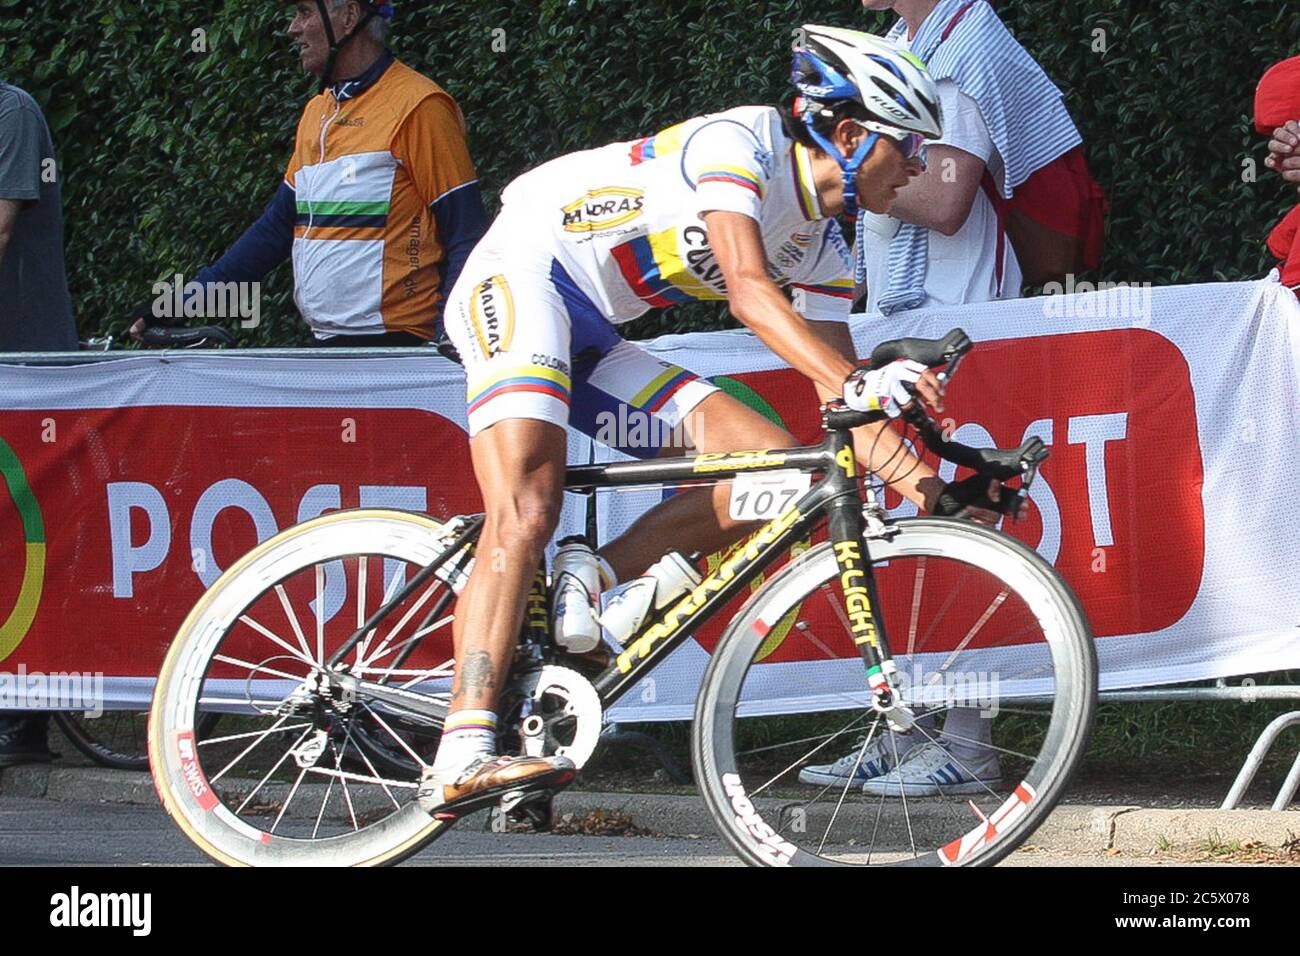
[842,359,927,418]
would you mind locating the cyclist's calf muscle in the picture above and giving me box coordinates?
[451,419,568,711]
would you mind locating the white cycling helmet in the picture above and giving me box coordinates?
[792,24,943,215]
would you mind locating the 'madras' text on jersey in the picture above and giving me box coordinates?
[498,106,855,324]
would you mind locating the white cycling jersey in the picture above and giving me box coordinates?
[444,106,855,444]
[496,105,856,322]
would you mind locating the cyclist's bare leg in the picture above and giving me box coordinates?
[599,389,793,580]
[419,418,578,809]
[451,418,568,713]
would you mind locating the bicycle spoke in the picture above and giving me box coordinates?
[361,616,455,668]
[339,724,402,808]
[199,696,294,710]
[748,711,872,797]
[358,703,430,769]
[315,564,325,664]
[238,614,316,667]
[817,730,875,856]
[312,762,337,840]
[908,723,1003,802]
[357,581,441,671]
[937,588,1009,670]
[208,714,297,783]
[270,764,311,834]
[885,727,919,860]
[305,765,417,790]
[906,556,926,656]
[212,655,309,684]
[398,665,455,690]
[199,721,312,748]
[236,726,313,814]
[337,761,360,832]
[357,556,368,628]
[930,727,1040,764]
[274,584,316,664]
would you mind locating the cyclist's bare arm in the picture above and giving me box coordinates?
[704,210,956,514]
[705,211,858,392]
[705,211,943,408]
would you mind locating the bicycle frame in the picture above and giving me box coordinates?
[334,420,906,722]
[569,428,895,710]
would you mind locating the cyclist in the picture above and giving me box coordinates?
[420,25,981,812]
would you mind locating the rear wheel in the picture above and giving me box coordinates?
[149,510,473,866]
[692,517,1095,867]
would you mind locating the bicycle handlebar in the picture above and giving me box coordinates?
[840,328,1048,518]
[869,327,973,375]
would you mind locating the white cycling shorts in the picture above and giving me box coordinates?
[443,243,719,457]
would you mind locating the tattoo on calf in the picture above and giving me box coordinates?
[455,650,496,700]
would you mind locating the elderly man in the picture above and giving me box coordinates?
[133,1,486,344]
[0,80,78,766]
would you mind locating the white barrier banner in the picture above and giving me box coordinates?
[1,278,1297,720]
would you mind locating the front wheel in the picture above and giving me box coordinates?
[692,517,1096,867]
[149,509,471,866]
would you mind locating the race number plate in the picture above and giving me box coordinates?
[727,471,811,522]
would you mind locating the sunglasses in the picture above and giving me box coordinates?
[853,120,928,163]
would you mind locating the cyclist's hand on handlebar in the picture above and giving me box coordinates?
[843,359,928,418]
[912,367,945,413]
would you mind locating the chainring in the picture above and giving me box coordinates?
[511,665,603,769]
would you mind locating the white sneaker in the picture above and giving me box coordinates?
[861,741,1001,797]
[797,734,917,787]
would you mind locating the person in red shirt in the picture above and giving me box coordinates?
[1258,57,1300,288]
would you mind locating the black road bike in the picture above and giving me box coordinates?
[148,330,1096,866]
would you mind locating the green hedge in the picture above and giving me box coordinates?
[2,0,1298,344]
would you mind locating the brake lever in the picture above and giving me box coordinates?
[1003,443,1048,520]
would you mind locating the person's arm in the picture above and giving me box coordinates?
[430,180,487,322]
[192,181,296,285]
[885,82,992,236]
[128,182,295,335]
[707,210,857,394]
[884,143,986,236]
[0,101,43,270]
[0,198,19,269]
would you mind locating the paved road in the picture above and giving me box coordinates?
[0,797,1267,867]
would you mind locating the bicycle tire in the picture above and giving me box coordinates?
[55,710,219,772]
[149,509,470,866]
[692,517,1096,867]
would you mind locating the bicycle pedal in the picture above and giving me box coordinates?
[502,788,556,832]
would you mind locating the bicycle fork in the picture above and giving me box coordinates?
[822,429,914,731]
